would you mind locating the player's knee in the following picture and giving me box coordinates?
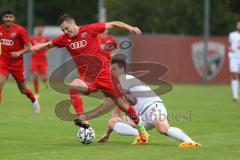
[154,121,169,134]
[158,126,169,134]
[70,79,88,93]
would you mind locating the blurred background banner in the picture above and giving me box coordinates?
[131,35,228,84]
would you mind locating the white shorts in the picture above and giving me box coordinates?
[140,102,167,130]
[229,53,240,73]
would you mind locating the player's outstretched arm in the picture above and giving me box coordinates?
[106,21,142,34]
[97,126,113,143]
[31,41,56,54]
[97,107,122,143]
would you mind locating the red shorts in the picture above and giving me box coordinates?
[0,60,25,83]
[30,62,48,76]
[79,68,123,98]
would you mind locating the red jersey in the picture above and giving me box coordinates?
[99,35,118,59]
[52,22,109,79]
[31,36,49,64]
[0,23,30,64]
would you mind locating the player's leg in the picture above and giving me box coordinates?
[39,63,48,89]
[16,81,40,113]
[0,61,9,103]
[97,71,149,142]
[69,79,94,128]
[0,74,7,103]
[112,98,139,124]
[153,120,200,148]
[98,115,138,143]
[110,117,138,136]
[229,58,239,101]
[11,66,40,113]
[30,63,39,95]
[150,102,200,148]
[238,62,240,98]
[230,72,239,101]
[110,97,149,143]
[16,81,36,103]
[153,120,193,142]
[239,73,240,96]
[69,79,89,116]
[41,74,48,89]
[32,72,39,96]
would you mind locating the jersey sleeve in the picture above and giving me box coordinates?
[19,28,31,44]
[88,22,106,35]
[52,35,65,48]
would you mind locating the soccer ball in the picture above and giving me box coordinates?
[76,127,95,144]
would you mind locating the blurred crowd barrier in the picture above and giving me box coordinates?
[131,35,229,84]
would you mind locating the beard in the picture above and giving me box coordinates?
[4,21,13,26]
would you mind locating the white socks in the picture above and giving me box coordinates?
[113,122,138,136]
[231,80,239,99]
[113,123,195,143]
[167,127,194,143]
[33,99,40,113]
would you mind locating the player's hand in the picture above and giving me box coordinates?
[129,27,142,35]
[97,133,109,143]
[78,114,87,121]
[10,51,22,58]
[31,45,40,53]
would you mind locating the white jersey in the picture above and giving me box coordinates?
[229,31,240,58]
[118,74,162,115]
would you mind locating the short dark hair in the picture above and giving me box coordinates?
[111,54,127,71]
[58,13,74,25]
[1,9,15,17]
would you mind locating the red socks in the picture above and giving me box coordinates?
[24,87,36,103]
[69,88,84,115]
[127,106,140,125]
[33,77,39,94]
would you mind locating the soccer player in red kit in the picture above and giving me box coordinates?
[0,9,40,113]
[31,24,51,96]
[31,14,149,142]
[98,30,118,59]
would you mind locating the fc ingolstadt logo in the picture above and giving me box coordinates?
[11,33,16,38]
[81,32,87,38]
[191,41,225,80]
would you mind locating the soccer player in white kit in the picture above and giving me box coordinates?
[228,21,240,101]
[97,58,201,148]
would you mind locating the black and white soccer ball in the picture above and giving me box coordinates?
[76,127,95,144]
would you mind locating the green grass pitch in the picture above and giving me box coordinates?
[0,81,240,160]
